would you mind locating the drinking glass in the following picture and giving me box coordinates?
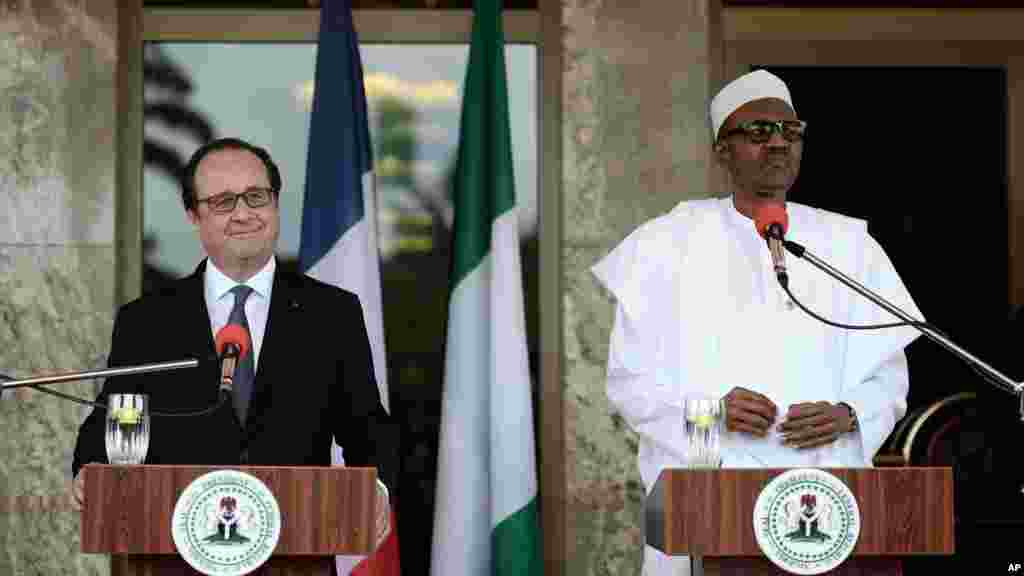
[684,395,723,468]
[105,393,150,465]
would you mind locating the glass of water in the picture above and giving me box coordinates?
[105,393,150,465]
[684,395,722,468]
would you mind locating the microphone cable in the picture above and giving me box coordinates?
[778,277,941,333]
[776,238,946,334]
[0,363,230,418]
[5,324,251,417]
[755,203,1021,397]
[777,242,1017,395]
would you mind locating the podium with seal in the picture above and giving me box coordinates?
[80,464,377,576]
[645,467,954,575]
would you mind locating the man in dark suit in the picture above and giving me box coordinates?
[71,137,394,544]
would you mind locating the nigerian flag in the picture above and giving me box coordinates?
[429,0,542,575]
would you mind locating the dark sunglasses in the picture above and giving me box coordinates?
[722,119,807,144]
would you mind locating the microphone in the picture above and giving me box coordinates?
[214,324,250,396]
[754,202,790,288]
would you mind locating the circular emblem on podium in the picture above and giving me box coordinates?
[171,469,281,576]
[753,468,860,575]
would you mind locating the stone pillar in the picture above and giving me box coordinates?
[0,1,118,573]
[562,1,722,574]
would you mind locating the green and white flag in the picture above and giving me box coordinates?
[429,0,542,574]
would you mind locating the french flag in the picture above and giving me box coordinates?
[299,1,398,575]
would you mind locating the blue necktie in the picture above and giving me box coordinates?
[227,285,255,425]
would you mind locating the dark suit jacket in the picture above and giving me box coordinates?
[72,260,395,492]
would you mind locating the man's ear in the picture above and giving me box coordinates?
[713,139,730,164]
[186,208,200,227]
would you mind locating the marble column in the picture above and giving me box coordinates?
[0,1,118,574]
[562,1,723,574]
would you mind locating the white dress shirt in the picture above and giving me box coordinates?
[203,257,275,371]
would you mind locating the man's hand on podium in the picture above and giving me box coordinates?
[778,401,856,449]
[72,472,84,511]
[375,479,391,550]
[722,387,778,437]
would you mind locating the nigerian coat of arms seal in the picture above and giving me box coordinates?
[753,468,861,575]
[171,469,282,576]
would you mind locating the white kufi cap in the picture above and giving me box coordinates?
[710,70,794,140]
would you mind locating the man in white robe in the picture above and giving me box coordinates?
[591,70,924,575]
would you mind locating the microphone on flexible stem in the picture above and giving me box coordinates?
[214,324,250,397]
[754,202,791,289]
[755,204,1024,420]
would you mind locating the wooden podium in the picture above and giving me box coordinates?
[646,468,954,575]
[80,464,377,576]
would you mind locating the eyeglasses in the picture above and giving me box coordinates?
[722,119,807,144]
[195,187,275,214]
